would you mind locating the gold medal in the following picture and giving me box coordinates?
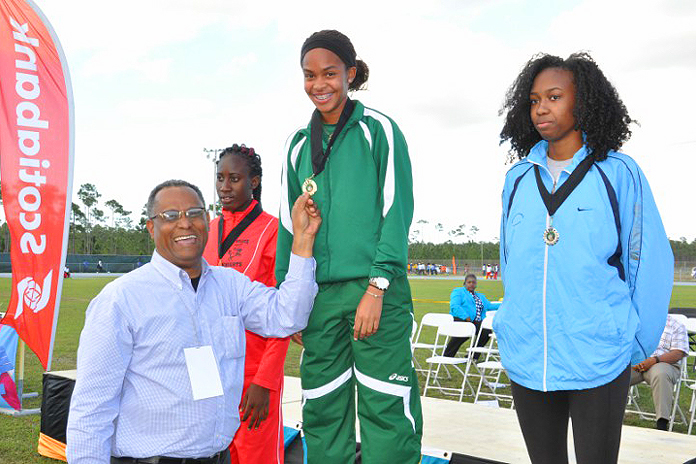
[543,227,559,246]
[302,177,317,196]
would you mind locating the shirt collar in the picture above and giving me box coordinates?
[221,199,258,225]
[150,250,211,290]
[300,99,365,137]
[527,139,591,173]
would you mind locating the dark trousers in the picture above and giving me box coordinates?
[443,318,490,359]
[510,365,631,464]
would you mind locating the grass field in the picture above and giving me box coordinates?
[0,276,695,463]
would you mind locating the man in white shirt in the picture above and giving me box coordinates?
[67,180,321,464]
[630,315,689,430]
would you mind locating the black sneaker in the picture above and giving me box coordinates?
[656,418,669,431]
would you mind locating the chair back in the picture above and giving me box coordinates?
[420,312,454,328]
[414,313,453,343]
[481,312,496,331]
[438,321,476,340]
[685,317,696,334]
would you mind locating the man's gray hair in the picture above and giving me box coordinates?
[146,180,206,217]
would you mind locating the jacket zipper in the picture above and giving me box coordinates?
[542,175,558,392]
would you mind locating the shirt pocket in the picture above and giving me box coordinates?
[213,315,245,360]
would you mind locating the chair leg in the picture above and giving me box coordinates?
[627,385,652,421]
[669,380,681,431]
[689,388,696,435]
[459,356,474,402]
[423,362,433,397]
[412,355,423,373]
[474,367,485,403]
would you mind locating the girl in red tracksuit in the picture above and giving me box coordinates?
[202,143,286,464]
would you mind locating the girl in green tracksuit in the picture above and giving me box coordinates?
[276,29,423,464]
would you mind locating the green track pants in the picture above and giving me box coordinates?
[300,276,423,463]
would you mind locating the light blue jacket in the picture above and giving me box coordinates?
[495,141,673,391]
[450,287,501,322]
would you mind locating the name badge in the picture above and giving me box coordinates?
[183,345,224,400]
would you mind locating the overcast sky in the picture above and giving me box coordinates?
[23,0,696,243]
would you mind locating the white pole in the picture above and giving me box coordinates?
[16,339,25,411]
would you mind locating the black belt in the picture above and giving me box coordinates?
[111,448,229,464]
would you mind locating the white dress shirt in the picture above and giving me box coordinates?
[652,315,689,362]
[66,251,317,463]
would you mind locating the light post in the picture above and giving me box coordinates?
[480,241,484,270]
[203,148,223,213]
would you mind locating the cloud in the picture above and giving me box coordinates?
[549,0,696,72]
[28,0,696,242]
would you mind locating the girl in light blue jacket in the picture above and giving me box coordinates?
[497,53,673,464]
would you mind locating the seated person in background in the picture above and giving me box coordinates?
[443,274,501,359]
[630,314,689,430]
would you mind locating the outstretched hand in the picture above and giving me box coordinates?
[291,193,321,257]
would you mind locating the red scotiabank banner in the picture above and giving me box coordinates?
[0,0,73,370]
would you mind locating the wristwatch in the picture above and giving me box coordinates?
[654,356,660,364]
[369,277,390,291]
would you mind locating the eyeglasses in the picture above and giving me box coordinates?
[150,207,206,222]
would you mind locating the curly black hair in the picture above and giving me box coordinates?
[499,52,635,162]
[301,29,369,91]
[218,143,263,204]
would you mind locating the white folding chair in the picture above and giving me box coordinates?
[410,319,418,355]
[422,321,477,401]
[626,359,688,428]
[466,312,499,362]
[686,383,696,435]
[666,317,696,431]
[470,314,513,407]
[626,384,652,420]
[669,350,696,431]
[412,313,454,374]
[685,318,696,370]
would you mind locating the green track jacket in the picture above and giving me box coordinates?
[276,100,413,285]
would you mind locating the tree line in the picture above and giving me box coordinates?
[0,182,695,260]
[408,238,696,262]
[0,182,152,255]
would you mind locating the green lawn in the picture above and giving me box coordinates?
[0,276,694,463]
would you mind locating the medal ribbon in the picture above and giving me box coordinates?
[310,98,355,176]
[217,202,263,260]
[534,154,594,217]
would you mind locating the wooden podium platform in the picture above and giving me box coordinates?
[281,376,696,463]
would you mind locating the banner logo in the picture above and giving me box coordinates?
[15,270,53,319]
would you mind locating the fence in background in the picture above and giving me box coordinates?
[0,253,151,274]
